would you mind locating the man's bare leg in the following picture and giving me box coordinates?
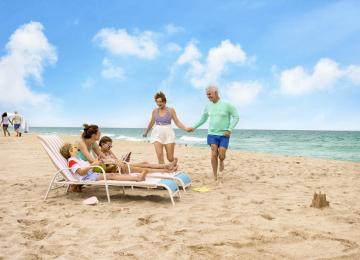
[218,147,227,172]
[210,144,219,180]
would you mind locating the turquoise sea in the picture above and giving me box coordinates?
[30,127,360,163]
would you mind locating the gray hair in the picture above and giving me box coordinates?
[206,85,218,93]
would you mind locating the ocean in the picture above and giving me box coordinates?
[30,127,360,163]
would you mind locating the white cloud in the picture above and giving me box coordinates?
[346,65,360,85]
[101,58,124,80]
[0,21,57,107]
[165,24,185,35]
[224,81,262,106]
[166,42,182,53]
[93,28,158,59]
[279,58,360,96]
[176,42,202,65]
[176,40,248,88]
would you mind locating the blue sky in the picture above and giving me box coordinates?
[1,0,359,130]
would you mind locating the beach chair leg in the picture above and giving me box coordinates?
[66,184,71,193]
[122,187,125,195]
[44,174,58,201]
[179,180,186,192]
[104,183,111,203]
[165,188,175,205]
[174,177,186,192]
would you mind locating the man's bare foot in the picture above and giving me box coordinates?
[137,170,148,181]
[219,160,224,172]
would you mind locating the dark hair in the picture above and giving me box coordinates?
[99,136,112,146]
[82,124,99,139]
[154,91,167,103]
[2,112,7,118]
[60,143,72,159]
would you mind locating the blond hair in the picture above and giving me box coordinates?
[60,143,73,159]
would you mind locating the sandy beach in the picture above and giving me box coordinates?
[0,134,360,259]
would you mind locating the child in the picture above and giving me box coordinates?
[99,136,178,174]
[60,143,147,192]
[1,112,12,137]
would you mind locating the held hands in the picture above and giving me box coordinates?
[142,132,147,138]
[224,131,231,137]
[186,127,194,133]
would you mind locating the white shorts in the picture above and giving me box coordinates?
[150,125,176,144]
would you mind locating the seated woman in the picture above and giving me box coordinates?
[77,124,105,163]
[98,136,178,174]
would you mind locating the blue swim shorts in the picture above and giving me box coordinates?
[207,134,230,149]
[14,124,21,129]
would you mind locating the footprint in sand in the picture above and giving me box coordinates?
[260,214,275,220]
[22,229,49,241]
[136,215,157,226]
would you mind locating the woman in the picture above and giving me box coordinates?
[1,112,12,137]
[143,91,190,164]
[77,124,105,163]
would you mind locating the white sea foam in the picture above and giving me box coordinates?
[115,135,144,142]
[101,133,116,137]
[179,136,206,142]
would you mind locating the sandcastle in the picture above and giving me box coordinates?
[310,192,330,208]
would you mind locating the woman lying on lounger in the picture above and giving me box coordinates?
[98,136,178,174]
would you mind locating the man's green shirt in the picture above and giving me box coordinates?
[193,99,239,136]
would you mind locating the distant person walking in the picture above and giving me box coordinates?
[143,91,190,164]
[11,111,22,137]
[188,86,239,180]
[1,112,12,137]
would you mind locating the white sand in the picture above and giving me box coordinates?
[0,134,360,259]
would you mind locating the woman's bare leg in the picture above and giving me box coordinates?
[130,162,175,169]
[130,166,173,173]
[164,143,175,162]
[154,142,165,164]
[99,171,147,182]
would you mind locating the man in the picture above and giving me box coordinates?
[11,111,22,137]
[189,86,239,180]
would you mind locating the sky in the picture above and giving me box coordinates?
[0,0,360,130]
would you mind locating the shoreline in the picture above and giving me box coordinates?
[6,132,360,164]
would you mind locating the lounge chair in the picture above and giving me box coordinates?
[51,135,191,191]
[38,135,180,205]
